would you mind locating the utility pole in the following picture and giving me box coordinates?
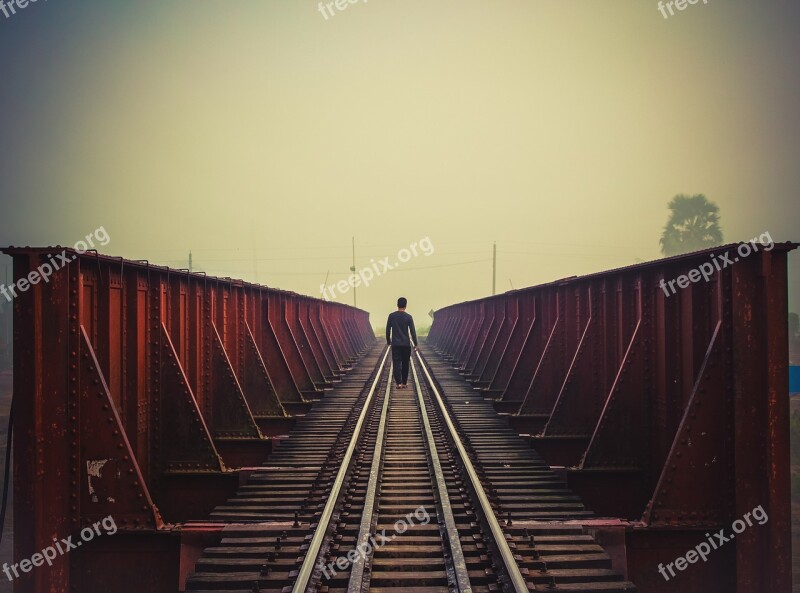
[492,242,497,295]
[251,222,258,284]
[350,237,357,308]
[3,264,8,368]
[322,270,330,299]
[189,251,193,273]
[252,245,258,283]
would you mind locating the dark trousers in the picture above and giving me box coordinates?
[391,345,412,386]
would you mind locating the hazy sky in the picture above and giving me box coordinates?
[1,1,798,326]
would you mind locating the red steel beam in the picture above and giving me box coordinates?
[428,242,797,593]
[1,247,373,593]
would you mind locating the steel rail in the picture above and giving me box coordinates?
[347,363,393,592]
[414,351,529,593]
[292,346,391,593]
[410,359,473,593]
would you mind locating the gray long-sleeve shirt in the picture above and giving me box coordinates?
[386,311,417,347]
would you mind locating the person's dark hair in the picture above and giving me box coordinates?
[397,297,407,309]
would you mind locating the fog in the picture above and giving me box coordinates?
[0,1,798,326]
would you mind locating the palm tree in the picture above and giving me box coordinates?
[659,194,723,256]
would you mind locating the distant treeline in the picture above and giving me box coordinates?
[374,325,430,339]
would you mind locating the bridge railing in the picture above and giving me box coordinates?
[1,246,373,593]
[428,242,797,593]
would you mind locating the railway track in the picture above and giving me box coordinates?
[187,341,637,593]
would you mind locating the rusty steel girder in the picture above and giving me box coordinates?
[428,242,797,593]
[1,247,373,593]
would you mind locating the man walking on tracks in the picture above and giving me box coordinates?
[386,297,418,389]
